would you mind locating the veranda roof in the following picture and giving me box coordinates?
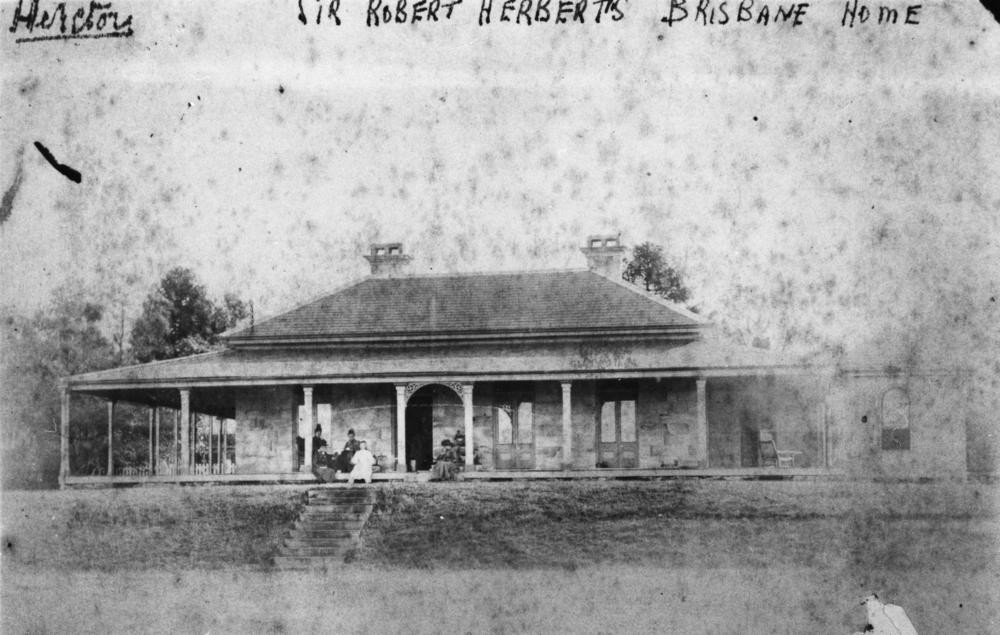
[67,338,803,392]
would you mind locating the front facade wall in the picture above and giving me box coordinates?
[234,386,296,474]
[229,372,968,479]
[705,377,827,469]
[826,374,967,480]
[311,384,396,459]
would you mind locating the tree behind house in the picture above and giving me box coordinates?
[130,268,248,363]
[623,242,691,305]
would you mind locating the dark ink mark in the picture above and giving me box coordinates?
[978,1,1000,25]
[0,149,25,224]
[15,31,132,44]
[657,34,664,41]
[278,85,285,94]
[33,141,82,184]
[753,116,759,122]
[861,415,868,423]
[10,0,134,44]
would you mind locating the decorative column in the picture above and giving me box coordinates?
[208,415,214,474]
[148,408,154,475]
[302,386,314,471]
[173,409,179,473]
[59,386,70,488]
[221,419,228,474]
[154,407,160,476]
[395,385,407,472]
[561,382,573,470]
[462,384,474,469]
[695,378,708,467]
[179,389,190,475]
[107,400,115,477]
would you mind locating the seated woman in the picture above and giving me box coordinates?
[332,428,361,473]
[311,424,329,465]
[430,439,457,481]
[347,440,376,485]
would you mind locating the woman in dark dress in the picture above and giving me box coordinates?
[312,424,328,463]
[333,429,361,473]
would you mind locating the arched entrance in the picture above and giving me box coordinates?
[404,383,464,471]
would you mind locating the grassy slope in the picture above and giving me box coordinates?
[360,480,998,570]
[1,485,307,570]
[1,480,998,633]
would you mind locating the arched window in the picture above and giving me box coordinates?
[880,387,910,451]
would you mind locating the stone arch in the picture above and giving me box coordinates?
[403,381,464,404]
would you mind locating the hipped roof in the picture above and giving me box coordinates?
[225,270,703,344]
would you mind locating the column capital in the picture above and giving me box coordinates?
[461,383,474,397]
[395,384,407,397]
[561,381,572,392]
[302,385,314,396]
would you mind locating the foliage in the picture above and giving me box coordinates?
[130,268,249,363]
[622,242,691,304]
[1,294,117,488]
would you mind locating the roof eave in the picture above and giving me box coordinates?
[224,325,705,348]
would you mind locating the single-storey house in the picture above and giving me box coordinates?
[60,236,969,486]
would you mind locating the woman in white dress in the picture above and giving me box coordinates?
[347,440,376,485]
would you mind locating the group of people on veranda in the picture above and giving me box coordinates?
[312,427,375,484]
[309,425,477,483]
[431,430,473,481]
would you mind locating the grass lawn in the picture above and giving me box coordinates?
[2,480,998,633]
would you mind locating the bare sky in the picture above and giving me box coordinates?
[1,0,998,361]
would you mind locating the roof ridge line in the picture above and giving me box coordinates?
[595,272,710,325]
[371,266,591,279]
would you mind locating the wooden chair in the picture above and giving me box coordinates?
[758,430,801,468]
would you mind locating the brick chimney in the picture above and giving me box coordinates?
[580,234,626,279]
[364,243,412,278]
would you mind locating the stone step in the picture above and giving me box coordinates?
[279,545,355,557]
[295,519,366,530]
[299,514,370,524]
[308,492,372,500]
[285,531,358,543]
[284,539,358,551]
[294,517,367,527]
[304,503,373,513]
[273,555,351,569]
[290,523,365,533]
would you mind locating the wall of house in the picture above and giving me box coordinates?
[826,373,967,480]
[314,384,395,460]
[705,377,826,469]
[637,379,698,468]
[234,386,296,474]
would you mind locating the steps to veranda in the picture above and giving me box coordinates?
[273,487,374,570]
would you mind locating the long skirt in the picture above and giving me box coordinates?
[431,460,456,481]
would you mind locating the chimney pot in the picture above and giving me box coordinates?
[364,242,412,278]
[581,234,627,279]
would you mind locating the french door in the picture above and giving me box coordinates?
[494,400,534,470]
[597,393,638,468]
